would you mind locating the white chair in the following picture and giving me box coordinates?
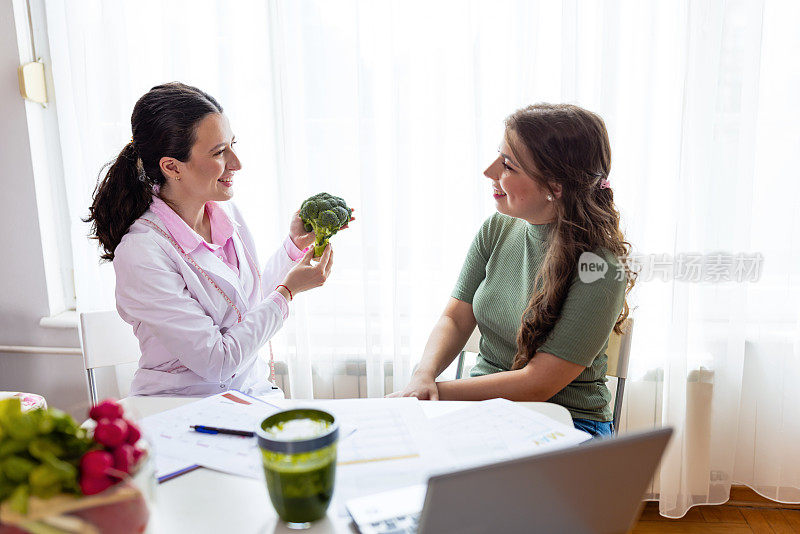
[454,327,481,379]
[455,318,634,433]
[605,318,634,433]
[78,311,141,406]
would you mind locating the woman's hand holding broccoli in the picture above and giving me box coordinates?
[279,245,334,300]
[288,210,316,250]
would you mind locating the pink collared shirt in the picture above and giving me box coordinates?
[150,196,240,274]
[149,195,305,318]
[115,198,307,397]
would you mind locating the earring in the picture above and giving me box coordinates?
[546,194,553,201]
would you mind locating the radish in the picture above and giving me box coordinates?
[80,450,114,478]
[113,444,135,474]
[94,419,128,448]
[89,399,123,421]
[80,474,114,496]
[125,420,141,445]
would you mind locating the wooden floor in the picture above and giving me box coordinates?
[632,487,800,533]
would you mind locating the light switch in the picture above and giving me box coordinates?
[18,59,47,106]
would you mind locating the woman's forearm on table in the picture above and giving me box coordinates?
[437,351,586,401]
[436,367,551,401]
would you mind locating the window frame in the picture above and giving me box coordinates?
[13,0,77,319]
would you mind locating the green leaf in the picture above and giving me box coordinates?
[0,439,28,458]
[6,414,39,441]
[29,464,61,489]
[2,456,37,483]
[0,474,14,500]
[41,454,77,482]
[36,415,55,435]
[0,397,22,419]
[49,410,79,434]
[29,465,63,499]
[28,439,64,461]
[8,483,30,515]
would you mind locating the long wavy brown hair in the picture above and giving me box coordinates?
[507,104,637,371]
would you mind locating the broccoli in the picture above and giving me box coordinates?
[299,192,353,257]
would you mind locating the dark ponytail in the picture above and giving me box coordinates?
[85,82,223,260]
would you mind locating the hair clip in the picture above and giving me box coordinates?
[599,179,611,190]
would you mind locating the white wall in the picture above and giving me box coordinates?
[0,1,88,417]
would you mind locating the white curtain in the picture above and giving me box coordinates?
[45,0,798,517]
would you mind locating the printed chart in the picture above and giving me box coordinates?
[430,398,591,469]
[140,390,280,479]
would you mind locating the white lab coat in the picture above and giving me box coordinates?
[113,202,295,397]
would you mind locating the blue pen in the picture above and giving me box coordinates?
[190,425,254,437]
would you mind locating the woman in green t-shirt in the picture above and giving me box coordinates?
[389,103,637,437]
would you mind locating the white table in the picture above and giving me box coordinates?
[123,397,572,534]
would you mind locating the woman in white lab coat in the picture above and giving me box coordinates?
[86,82,337,397]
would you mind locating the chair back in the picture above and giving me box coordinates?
[463,327,481,354]
[455,327,481,379]
[606,318,634,433]
[606,317,634,380]
[78,311,141,405]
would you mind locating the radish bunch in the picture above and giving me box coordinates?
[79,399,145,495]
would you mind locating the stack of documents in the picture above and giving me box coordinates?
[139,392,431,486]
[139,390,281,481]
[140,392,590,514]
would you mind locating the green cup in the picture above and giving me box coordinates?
[256,409,339,529]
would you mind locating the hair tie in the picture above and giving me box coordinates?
[599,178,611,190]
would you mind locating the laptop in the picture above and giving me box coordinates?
[346,427,672,534]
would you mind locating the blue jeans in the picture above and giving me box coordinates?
[573,418,614,438]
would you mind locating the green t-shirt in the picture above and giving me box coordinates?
[452,213,627,422]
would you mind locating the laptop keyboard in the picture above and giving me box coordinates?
[365,512,420,534]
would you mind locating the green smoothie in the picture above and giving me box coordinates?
[257,409,338,527]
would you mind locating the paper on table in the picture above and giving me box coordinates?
[295,397,431,465]
[429,398,591,471]
[139,390,281,479]
[294,397,447,517]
